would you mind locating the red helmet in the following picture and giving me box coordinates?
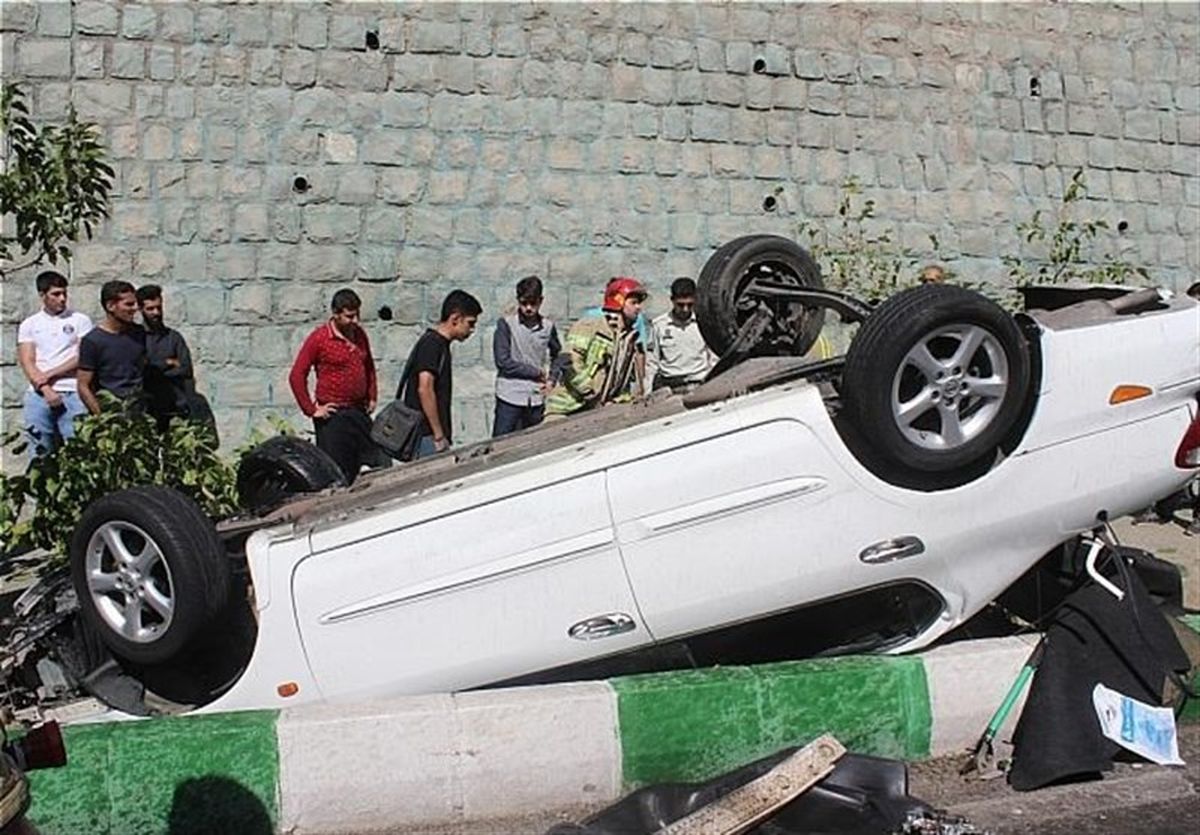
[603,277,647,312]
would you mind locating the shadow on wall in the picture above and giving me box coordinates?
[167,776,273,835]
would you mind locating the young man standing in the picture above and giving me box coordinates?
[646,277,715,393]
[546,277,647,417]
[399,290,482,458]
[492,276,561,437]
[17,271,93,455]
[289,288,379,483]
[77,280,147,415]
[136,284,197,427]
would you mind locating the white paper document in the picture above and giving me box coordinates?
[1092,682,1184,767]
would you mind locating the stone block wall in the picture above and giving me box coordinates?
[1,1,1197,455]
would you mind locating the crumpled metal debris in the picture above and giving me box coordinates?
[896,809,985,835]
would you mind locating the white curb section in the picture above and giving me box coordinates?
[923,634,1041,757]
[276,681,622,834]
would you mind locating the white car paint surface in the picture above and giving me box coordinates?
[204,295,1200,713]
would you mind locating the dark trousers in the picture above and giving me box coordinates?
[313,407,389,483]
[492,398,545,437]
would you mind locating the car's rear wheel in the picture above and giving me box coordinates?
[842,284,1032,482]
[236,435,345,512]
[697,234,827,358]
[69,486,230,666]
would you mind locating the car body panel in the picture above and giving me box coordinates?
[609,412,902,641]
[206,531,322,710]
[1020,298,1199,452]
[290,472,645,697]
[194,296,1199,712]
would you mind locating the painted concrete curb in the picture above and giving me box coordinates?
[22,634,1182,834]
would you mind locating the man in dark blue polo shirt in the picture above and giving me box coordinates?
[77,281,147,415]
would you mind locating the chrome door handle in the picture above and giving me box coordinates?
[859,536,925,565]
[568,613,637,641]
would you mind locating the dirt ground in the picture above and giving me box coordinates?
[910,724,1200,835]
[1113,515,1199,610]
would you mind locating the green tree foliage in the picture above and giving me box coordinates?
[0,83,113,269]
[0,397,238,561]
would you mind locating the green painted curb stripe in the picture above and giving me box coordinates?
[611,655,931,786]
[27,710,280,835]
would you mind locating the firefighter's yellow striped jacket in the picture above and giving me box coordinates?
[545,315,640,415]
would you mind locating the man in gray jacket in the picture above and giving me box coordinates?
[137,284,217,441]
[492,276,561,436]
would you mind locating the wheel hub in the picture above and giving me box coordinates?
[735,261,825,355]
[891,323,1010,452]
[84,520,175,644]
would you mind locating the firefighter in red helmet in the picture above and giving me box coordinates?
[545,277,648,416]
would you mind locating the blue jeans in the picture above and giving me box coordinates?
[492,399,545,437]
[414,434,441,459]
[23,389,87,456]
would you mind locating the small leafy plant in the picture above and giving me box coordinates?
[0,396,238,562]
[0,83,113,271]
[1003,169,1147,288]
[796,177,938,301]
[797,171,1147,315]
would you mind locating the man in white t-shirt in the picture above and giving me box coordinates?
[17,271,93,456]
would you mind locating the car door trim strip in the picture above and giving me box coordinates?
[318,528,616,624]
[632,477,828,537]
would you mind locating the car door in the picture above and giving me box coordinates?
[291,471,645,699]
[607,415,886,641]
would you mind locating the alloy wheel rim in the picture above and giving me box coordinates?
[84,521,175,643]
[890,324,1010,451]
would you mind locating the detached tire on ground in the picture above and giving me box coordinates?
[697,234,827,358]
[842,284,1033,483]
[236,435,346,512]
[69,486,230,666]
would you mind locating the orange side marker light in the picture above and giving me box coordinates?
[1109,385,1152,405]
[277,682,300,698]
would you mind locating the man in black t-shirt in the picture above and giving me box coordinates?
[398,290,482,458]
[77,280,147,415]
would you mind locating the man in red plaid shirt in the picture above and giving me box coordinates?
[288,288,383,482]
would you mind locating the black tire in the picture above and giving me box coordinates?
[842,284,1033,480]
[236,435,346,512]
[69,486,230,666]
[696,235,827,358]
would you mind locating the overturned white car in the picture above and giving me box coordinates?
[5,236,1199,718]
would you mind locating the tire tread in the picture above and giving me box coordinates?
[843,284,1033,481]
[69,486,229,665]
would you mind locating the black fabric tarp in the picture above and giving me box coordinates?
[547,750,936,835]
[1008,561,1192,791]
